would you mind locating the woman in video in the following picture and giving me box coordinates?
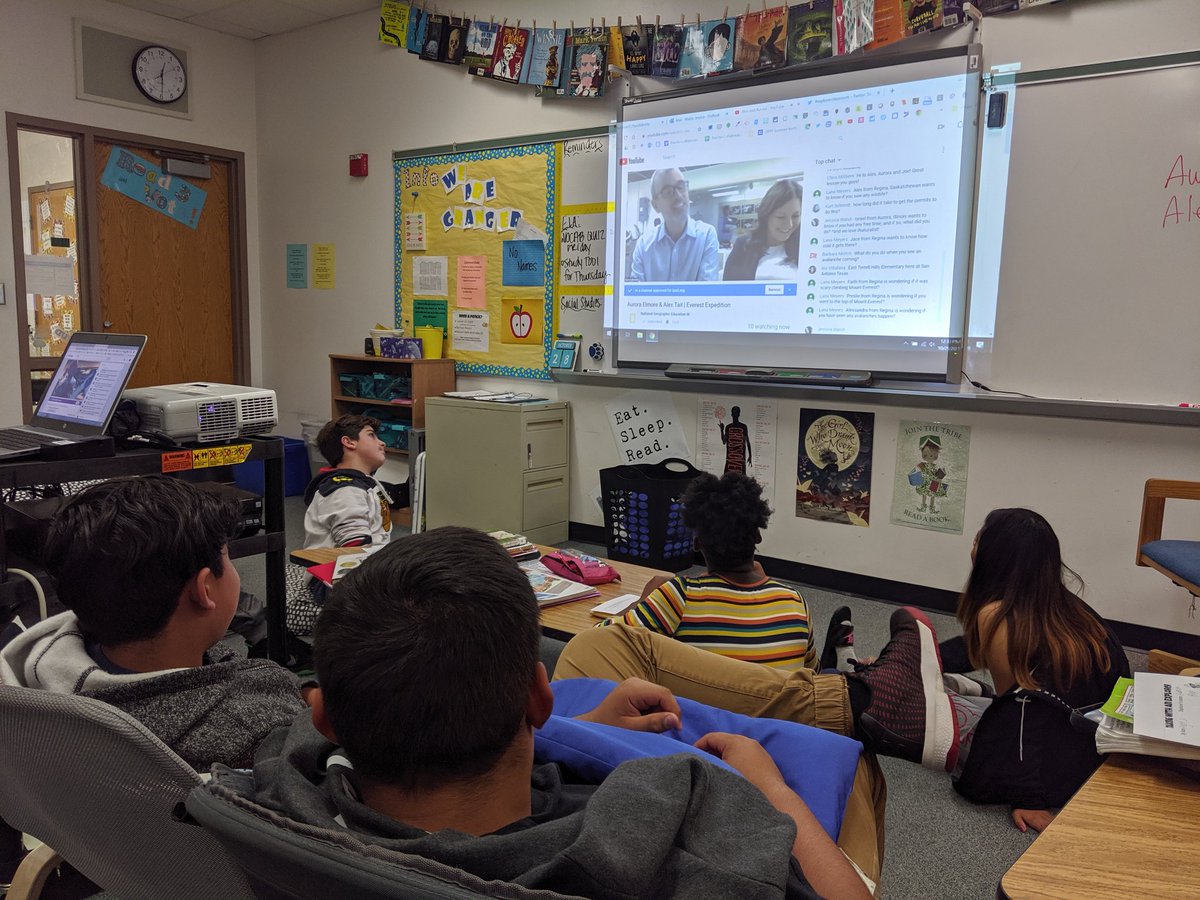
[722,179,802,280]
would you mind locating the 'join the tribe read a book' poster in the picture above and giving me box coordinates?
[889,420,971,534]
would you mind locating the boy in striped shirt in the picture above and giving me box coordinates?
[602,471,818,670]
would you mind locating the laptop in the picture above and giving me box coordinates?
[0,332,146,461]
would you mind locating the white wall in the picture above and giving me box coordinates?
[0,0,262,422]
[255,0,1200,637]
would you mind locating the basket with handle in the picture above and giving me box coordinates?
[599,457,702,571]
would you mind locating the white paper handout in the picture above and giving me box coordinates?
[412,255,448,296]
[1133,672,1200,748]
[451,310,489,353]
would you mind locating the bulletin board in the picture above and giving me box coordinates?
[27,181,81,357]
[395,140,556,379]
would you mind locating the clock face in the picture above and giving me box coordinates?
[132,46,187,104]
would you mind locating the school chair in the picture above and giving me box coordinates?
[186,781,564,900]
[1136,479,1200,598]
[0,685,254,900]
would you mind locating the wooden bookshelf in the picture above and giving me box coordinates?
[328,355,456,455]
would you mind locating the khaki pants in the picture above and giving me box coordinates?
[555,624,887,888]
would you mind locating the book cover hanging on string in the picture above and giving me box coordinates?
[491,25,531,83]
[565,26,608,98]
[464,20,500,75]
[524,27,567,88]
[734,6,788,71]
[618,22,654,75]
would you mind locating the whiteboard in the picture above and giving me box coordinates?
[983,60,1200,404]
[554,128,614,370]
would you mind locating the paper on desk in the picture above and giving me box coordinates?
[591,593,641,617]
[1133,673,1200,747]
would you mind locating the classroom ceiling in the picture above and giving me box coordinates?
[107,0,378,40]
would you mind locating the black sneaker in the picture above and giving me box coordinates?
[849,606,959,772]
[819,605,855,672]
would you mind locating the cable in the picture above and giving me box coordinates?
[962,367,1040,399]
[6,568,47,623]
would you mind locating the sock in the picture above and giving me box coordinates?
[836,642,858,673]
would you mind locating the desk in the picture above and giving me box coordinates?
[289,545,668,639]
[1,437,289,663]
[999,754,1200,899]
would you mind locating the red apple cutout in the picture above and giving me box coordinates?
[510,305,533,338]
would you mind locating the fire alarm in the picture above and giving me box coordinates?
[349,153,368,177]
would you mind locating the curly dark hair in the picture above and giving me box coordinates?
[682,471,772,571]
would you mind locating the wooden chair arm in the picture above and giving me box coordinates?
[1148,649,1200,674]
[1137,479,1200,565]
[6,843,63,900]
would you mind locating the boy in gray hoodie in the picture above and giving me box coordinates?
[0,475,307,770]
[215,527,872,899]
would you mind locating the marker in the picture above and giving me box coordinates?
[1179,403,1200,408]
[557,333,582,339]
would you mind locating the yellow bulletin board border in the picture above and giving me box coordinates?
[395,142,557,380]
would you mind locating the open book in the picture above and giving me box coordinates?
[519,559,600,608]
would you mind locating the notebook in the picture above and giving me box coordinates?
[0,332,146,461]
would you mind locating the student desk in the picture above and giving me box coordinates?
[998,754,1200,899]
[288,545,669,639]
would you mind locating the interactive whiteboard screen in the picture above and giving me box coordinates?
[615,46,982,381]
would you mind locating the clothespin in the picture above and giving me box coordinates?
[618,15,623,27]
[679,13,685,26]
[590,17,595,29]
[516,19,520,28]
[723,5,729,19]
[656,15,661,27]
[696,13,701,25]
[636,15,642,26]
[502,17,507,26]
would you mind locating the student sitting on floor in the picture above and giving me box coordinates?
[601,471,819,670]
[287,414,395,635]
[942,508,1131,833]
[222,528,906,898]
[0,476,310,769]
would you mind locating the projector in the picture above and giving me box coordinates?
[123,383,278,442]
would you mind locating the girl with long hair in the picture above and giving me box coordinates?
[722,179,802,280]
[948,508,1129,832]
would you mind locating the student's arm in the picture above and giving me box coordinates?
[614,578,684,635]
[574,677,682,733]
[328,488,377,548]
[696,733,871,900]
[639,574,673,601]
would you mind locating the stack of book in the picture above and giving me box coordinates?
[1095,674,1200,760]
[488,530,539,561]
[518,559,600,609]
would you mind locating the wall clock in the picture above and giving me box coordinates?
[132,45,187,104]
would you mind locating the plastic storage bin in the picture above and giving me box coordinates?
[234,437,311,497]
[599,458,702,571]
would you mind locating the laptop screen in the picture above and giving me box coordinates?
[32,333,146,435]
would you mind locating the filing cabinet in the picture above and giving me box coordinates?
[425,397,570,543]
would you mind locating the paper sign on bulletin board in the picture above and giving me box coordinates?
[396,141,555,379]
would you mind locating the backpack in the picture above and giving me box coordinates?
[954,686,1102,810]
[540,550,621,586]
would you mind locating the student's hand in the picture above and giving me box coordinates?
[639,574,672,601]
[695,732,788,798]
[1011,808,1056,833]
[576,677,682,732]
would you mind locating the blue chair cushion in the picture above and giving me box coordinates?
[536,677,863,841]
[1141,540,1200,587]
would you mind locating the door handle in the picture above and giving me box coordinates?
[103,320,113,328]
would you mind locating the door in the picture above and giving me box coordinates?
[92,139,235,387]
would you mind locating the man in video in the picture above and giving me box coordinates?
[629,168,720,282]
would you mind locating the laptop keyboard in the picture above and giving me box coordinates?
[0,429,62,450]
